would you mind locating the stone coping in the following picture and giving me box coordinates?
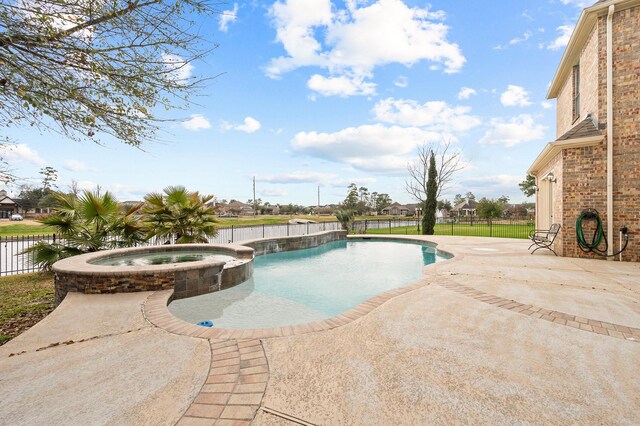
[52,243,254,277]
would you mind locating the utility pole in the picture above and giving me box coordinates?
[253,176,256,216]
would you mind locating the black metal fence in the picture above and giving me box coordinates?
[360,216,534,239]
[0,217,533,276]
[0,234,58,276]
[0,222,344,276]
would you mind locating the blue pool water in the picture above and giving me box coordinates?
[168,240,450,329]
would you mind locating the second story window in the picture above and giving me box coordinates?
[572,64,580,122]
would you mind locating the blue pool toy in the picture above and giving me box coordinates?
[197,320,214,327]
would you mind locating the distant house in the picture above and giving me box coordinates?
[0,190,23,218]
[451,199,477,217]
[528,0,639,261]
[381,203,419,216]
[217,201,254,216]
[313,205,338,216]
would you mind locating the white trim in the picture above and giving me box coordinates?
[527,135,604,176]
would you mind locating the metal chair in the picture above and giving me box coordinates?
[528,223,561,256]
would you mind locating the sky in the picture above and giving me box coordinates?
[2,0,594,206]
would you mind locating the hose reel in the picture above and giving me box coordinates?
[576,208,629,257]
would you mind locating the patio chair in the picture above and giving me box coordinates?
[528,223,561,256]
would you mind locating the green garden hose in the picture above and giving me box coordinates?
[576,208,629,256]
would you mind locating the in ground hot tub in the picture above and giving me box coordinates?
[52,244,254,304]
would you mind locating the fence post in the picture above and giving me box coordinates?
[490,220,492,238]
[307,222,309,235]
[263,224,265,238]
[231,225,234,243]
[388,219,391,234]
[451,221,454,235]
[287,223,290,236]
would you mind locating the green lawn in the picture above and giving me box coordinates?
[0,223,54,237]
[0,273,55,345]
[215,215,394,227]
[365,222,534,239]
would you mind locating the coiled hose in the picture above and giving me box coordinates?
[576,208,628,256]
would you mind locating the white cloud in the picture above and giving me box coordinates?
[373,98,481,132]
[0,143,45,165]
[260,187,288,197]
[221,117,262,133]
[393,75,408,88]
[547,25,573,50]
[459,175,524,191]
[161,53,194,82]
[559,0,591,7]
[266,0,465,96]
[494,31,532,50]
[258,171,375,187]
[219,3,238,32]
[500,85,532,107]
[479,114,547,147]
[457,87,477,100]
[541,101,553,109]
[307,74,376,97]
[63,160,95,172]
[291,124,442,172]
[181,114,211,131]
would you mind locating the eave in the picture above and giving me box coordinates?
[527,135,604,176]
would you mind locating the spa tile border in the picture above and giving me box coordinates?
[143,277,431,340]
[437,281,640,343]
[176,338,269,425]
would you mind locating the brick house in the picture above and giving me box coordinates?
[528,0,639,261]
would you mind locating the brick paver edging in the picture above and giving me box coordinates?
[177,339,269,425]
[437,281,640,342]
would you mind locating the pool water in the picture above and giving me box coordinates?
[168,240,450,328]
[92,250,235,266]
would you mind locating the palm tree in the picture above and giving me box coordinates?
[335,209,354,232]
[142,185,218,244]
[24,190,146,270]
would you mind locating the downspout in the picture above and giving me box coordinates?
[606,5,614,257]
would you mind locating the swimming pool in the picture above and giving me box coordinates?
[168,239,450,328]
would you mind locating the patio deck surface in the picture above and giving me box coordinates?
[1,235,639,425]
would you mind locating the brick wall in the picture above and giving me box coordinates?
[561,144,607,259]
[556,26,600,137]
[556,7,639,262]
[609,6,640,261]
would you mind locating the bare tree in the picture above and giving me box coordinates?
[0,138,19,184]
[0,0,222,147]
[405,140,464,203]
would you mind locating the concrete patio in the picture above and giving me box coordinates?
[1,236,639,425]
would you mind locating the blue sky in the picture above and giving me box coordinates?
[3,0,591,205]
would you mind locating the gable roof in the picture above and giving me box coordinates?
[453,199,477,211]
[547,0,640,99]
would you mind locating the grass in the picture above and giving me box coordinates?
[0,223,54,237]
[215,215,396,227]
[366,222,534,239]
[0,273,55,345]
